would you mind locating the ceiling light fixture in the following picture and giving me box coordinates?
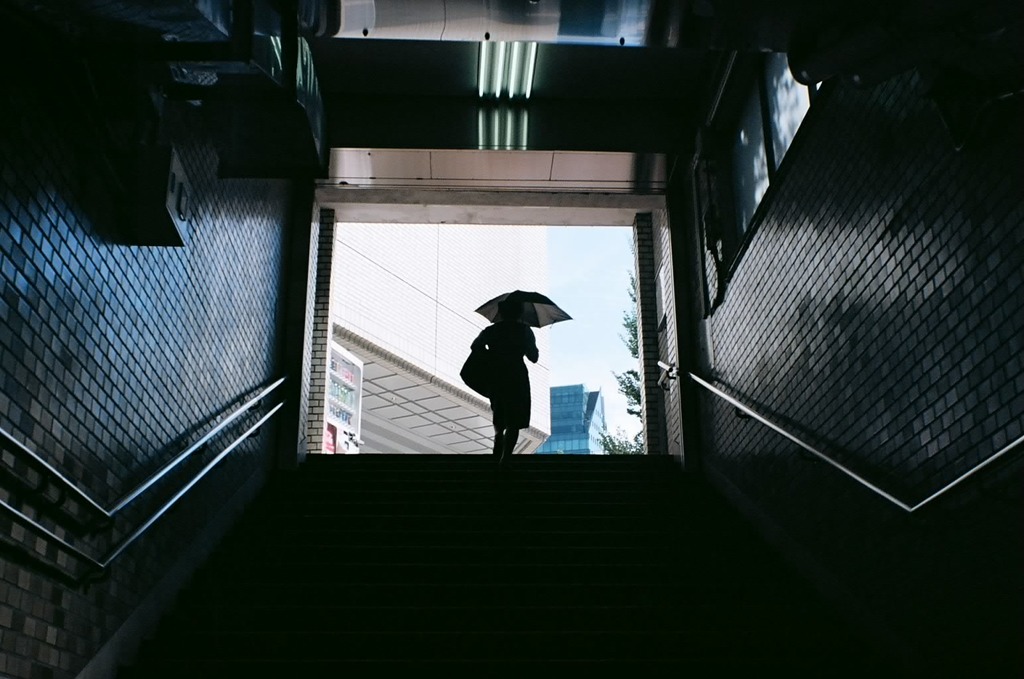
[521,42,538,99]
[493,41,508,96]
[478,41,538,99]
[478,41,491,97]
[477,107,529,150]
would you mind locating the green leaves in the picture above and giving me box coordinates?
[600,428,644,455]
[602,270,644,455]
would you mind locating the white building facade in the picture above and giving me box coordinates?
[325,222,551,454]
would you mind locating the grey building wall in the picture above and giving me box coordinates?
[292,205,322,466]
[685,72,1023,672]
[0,68,293,678]
[306,209,337,456]
[652,209,683,460]
[634,214,666,455]
[635,210,683,458]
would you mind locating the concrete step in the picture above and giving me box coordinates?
[134,629,782,662]
[119,453,889,677]
[179,580,697,607]
[229,512,704,534]
[187,559,683,586]
[161,601,834,636]
[123,653,864,679]
[262,488,684,505]
[220,526,687,548]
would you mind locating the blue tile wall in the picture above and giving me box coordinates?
[692,73,1023,671]
[0,78,291,676]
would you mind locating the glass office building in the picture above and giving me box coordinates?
[536,384,607,455]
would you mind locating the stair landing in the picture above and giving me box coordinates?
[120,454,893,674]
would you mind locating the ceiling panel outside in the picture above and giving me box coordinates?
[400,401,429,415]
[362,361,393,380]
[373,374,423,391]
[449,440,489,454]
[412,423,451,437]
[418,395,462,411]
[435,431,474,445]
[390,413,433,428]
[369,404,415,419]
[331,149,433,179]
[361,394,392,410]
[551,151,635,181]
[395,385,436,401]
[430,150,554,180]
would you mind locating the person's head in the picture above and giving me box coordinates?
[498,298,523,322]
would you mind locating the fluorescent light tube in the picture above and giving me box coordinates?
[494,42,508,97]
[478,41,491,97]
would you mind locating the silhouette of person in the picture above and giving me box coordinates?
[471,298,539,464]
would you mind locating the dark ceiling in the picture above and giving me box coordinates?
[308,38,718,153]
[309,38,709,101]
[307,0,1022,153]
[4,0,1019,165]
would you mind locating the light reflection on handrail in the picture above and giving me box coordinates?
[0,426,108,517]
[109,377,285,515]
[689,373,1022,513]
[0,499,103,571]
[0,377,286,521]
[0,400,284,584]
[101,403,282,567]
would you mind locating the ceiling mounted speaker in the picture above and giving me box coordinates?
[788,25,894,85]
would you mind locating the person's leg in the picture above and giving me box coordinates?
[501,428,519,460]
[491,400,506,456]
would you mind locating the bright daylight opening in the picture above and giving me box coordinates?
[319,222,641,456]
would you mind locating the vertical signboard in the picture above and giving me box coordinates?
[325,342,363,453]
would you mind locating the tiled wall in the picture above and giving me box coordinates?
[651,210,683,459]
[688,73,1023,670]
[0,75,291,676]
[633,214,666,455]
[293,206,322,464]
[305,209,336,456]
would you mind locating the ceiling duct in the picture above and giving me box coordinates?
[325,0,654,46]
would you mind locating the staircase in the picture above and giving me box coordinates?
[120,454,892,674]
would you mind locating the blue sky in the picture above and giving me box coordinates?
[545,226,641,438]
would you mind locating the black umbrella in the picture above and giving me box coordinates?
[475,290,572,328]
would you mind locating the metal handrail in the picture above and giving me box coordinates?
[689,373,1024,513]
[100,403,282,567]
[0,377,286,522]
[0,400,284,585]
[108,377,285,515]
[0,426,109,518]
[0,499,103,573]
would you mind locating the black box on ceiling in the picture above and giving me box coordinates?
[118,145,190,247]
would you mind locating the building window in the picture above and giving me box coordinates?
[764,53,811,170]
[730,54,815,241]
[731,80,770,239]
[699,53,818,316]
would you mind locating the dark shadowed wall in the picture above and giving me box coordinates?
[685,73,1023,672]
[0,62,293,678]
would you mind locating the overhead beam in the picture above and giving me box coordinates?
[315,186,666,226]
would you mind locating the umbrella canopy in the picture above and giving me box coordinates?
[475,290,572,328]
